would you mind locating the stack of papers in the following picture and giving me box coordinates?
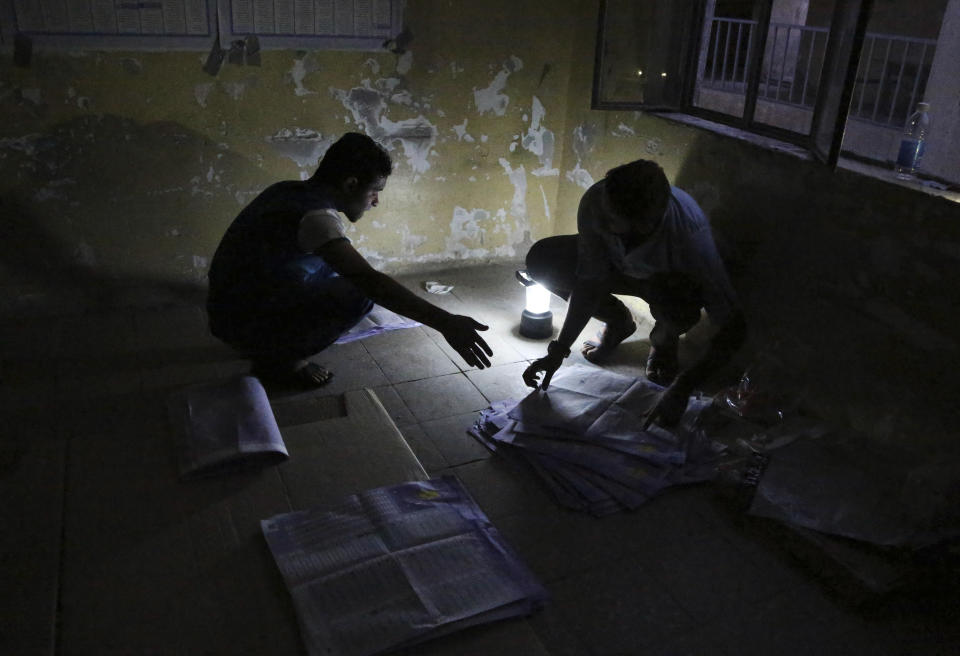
[261,476,547,656]
[470,365,724,516]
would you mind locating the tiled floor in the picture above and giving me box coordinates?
[2,263,959,655]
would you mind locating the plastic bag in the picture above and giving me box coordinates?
[720,349,800,424]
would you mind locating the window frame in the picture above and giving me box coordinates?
[0,0,219,51]
[0,0,403,53]
[592,0,875,168]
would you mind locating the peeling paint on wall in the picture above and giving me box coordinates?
[287,56,320,96]
[0,135,44,157]
[399,222,427,254]
[223,77,259,101]
[121,58,143,74]
[266,128,335,169]
[396,51,414,75]
[446,206,490,256]
[496,157,533,255]
[32,177,77,204]
[194,83,213,108]
[565,163,595,189]
[500,157,527,220]
[22,88,42,105]
[73,242,96,267]
[522,96,558,176]
[539,184,551,222]
[451,119,475,142]
[564,123,597,189]
[332,82,437,176]
[474,57,523,116]
[391,89,414,105]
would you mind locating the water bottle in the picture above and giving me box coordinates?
[895,102,931,180]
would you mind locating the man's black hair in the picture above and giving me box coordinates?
[313,132,393,186]
[604,159,671,224]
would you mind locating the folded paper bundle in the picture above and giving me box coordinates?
[166,375,288,479]
[261,476,548,656]
[470,364,724,516]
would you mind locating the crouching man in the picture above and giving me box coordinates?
[207,132,492,387]
[521,159,745,427]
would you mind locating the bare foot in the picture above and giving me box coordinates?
[294,362,333,386]
[252,361,333,388]
[580,319,637,363]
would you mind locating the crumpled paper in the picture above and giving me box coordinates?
[424,281,454,294]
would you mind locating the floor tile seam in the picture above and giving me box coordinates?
[359,340,394,384]
[388,369,474,386]
[527,616,594,656]
[53,363,148,400]
[52,430,73,656]
[407,421,455,470]
[447,456,491,470]
[460,368,497,407]
[637,563,715,628]
[413,403,490,425]
[574,544,718,627]
[709,525,820,595]
[536,560,623,587]
[371,384,417,427]
[632,529,782,588]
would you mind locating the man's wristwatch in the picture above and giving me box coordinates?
[547,340,571,358]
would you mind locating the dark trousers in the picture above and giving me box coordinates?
[525,235,703,351]
[208,255,373,366]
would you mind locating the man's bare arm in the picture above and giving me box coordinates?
[674,309,747,394]
[522,277,607,389]
[644,309,746,429]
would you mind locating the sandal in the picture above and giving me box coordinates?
[581,319,637,363]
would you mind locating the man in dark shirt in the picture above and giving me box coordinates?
[207,132,492,387]
[521,159,745,427]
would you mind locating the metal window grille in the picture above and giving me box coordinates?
[699,17,937,129]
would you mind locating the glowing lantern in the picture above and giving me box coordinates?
[515,270,553,339]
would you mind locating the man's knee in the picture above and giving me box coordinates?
[525,235,577,284]
[325,278,373,321]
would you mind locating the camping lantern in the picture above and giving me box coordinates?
[516,270,553,339]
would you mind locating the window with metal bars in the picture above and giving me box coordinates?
[593,0,956,186]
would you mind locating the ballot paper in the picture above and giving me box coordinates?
[166,375,288,479]
[470,364,723,515]
[335,304,421,344]
[749,431,960,548]
[261,476,548,656]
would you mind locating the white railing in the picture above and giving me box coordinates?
[700,17,937,128]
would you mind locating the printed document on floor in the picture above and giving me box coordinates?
[261,476,547,656]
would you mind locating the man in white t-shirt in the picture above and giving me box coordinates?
[521,159,746,427]
[207,133,492,387]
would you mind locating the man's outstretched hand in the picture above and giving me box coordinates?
[440,315,493,369]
